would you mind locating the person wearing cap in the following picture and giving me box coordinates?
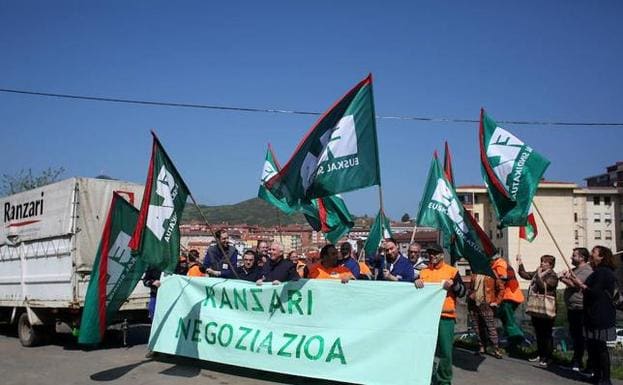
[415,243,466,385]
[382,238,414,282]
[339,241,361,279]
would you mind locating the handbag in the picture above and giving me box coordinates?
[525,272,556,319]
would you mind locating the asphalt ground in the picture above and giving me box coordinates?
[0,324,620,385]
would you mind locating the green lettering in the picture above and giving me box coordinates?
[287,290,303,315]
[204,321,218,344]
[277,332,297,358]
[191,319,202,342]
[256,331,274,354]
[295,335,306,358]
[307,289,313,315]
[250,288,264,312]
[220,289,233,309]
[203,287,216,307]
[250,329,261,351]
[269,290,285,314]
[233,288,248,310]
[217,324,234,347]
[304,335,324,360]
[175,317,191,339]
[235,326,253,351]
[326,338,347,365]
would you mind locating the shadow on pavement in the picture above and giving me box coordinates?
[159,363,201,378]
[90,360,151,381]
[453,348,486,372]
[155,353,358,385]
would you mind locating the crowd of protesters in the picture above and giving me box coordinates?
[144,233,622,385]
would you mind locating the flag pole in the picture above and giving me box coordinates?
[532,201,572,271]
[188,194,240,279]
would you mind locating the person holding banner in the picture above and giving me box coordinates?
[308,244,354,283]
[257,242,299,285]
[235,250,262,282]
[203,230,238,278]
[256,240,269,267]
[415,243,465,385]
[517,254,559,367]
[382,238,414,282]
[339,242,360,279]
[408,242,428,280]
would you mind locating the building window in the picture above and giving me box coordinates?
[474,195,479,203]
[595,230,602,240]
[594,213,601,223]
[474,212,480,222]
[593,196,600,205]
[605,230,612,240]
[604,196,611,206]
[489,230,493,239]
[605,213,612,224]
[574,213,578,222]
[499,248,504,257]
[574,230,579,240]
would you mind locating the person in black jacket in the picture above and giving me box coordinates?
[257,242,299,285]
[570,245,618,385]
[235,250,262,282]
[142,267,162,321]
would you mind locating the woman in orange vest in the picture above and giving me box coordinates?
[491,254,526,351]
[308,244,354,283]
[186,250,206,277]
[415,243,465,385]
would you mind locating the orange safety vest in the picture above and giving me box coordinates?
[309,264,354,281]
[420,261,459,319]
[491,258,525,304]
[187,264,204,277]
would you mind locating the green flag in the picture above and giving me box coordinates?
[479,109,550,227]
[303,195,354,244]
[258,144,297,215]
[266,74,381,208]
[129,132,190,273]
[416,153,494,276]
[519,207,538,242]
[363,210,393,256]
[79,193,147,345]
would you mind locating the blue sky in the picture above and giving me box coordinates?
[1,1,622,219]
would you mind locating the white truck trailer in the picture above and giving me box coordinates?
[0,177,150,346]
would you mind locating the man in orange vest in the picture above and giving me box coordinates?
[491,254,525,350]
[415,243,465,385]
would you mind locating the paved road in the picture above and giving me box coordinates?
[0,324,620,385]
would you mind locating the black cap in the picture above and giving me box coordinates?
[425,243,444,254]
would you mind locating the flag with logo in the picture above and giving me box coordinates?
[479,109,550,227]
[79,193,147,345]
[519,206,538,242]
[258,144,296,215]
[363,210,393,257]
[129,132,190,273]
[266,74,381,208]
[303,195,354,244]
[417,153,494,276]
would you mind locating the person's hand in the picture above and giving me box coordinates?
[272,280,281,285]
[340,277,350,284]
[443,279,454,290]
[153,280,161,288]
[515,255,522,265]
[383,269,395,281]
[414,279,424,289]
[256,279,264,286]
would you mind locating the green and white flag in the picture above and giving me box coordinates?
[519,207,538,242]
[363,210,393,257]
[266,74,381,208]
[303,195,354,244]
[258,144,296,215]
[79,193,147,345]
[129,132,190,273]
[417,153,494,276]
[479,109,550,227]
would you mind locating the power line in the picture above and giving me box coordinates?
[1,87,622,127]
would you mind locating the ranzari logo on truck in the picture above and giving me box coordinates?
[3,191,44,226]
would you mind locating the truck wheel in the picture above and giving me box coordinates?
[17,312,42,347]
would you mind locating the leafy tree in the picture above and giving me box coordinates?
[401,213,410,223]
[1,167,65,196]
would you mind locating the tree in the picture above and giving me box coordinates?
[1,167,65,196]
[401,213,410,223]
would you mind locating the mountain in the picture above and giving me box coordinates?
[182,197,309,226]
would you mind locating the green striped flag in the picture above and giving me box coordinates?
[364,210,393,257]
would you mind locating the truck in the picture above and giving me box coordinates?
[0,177,150,346]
